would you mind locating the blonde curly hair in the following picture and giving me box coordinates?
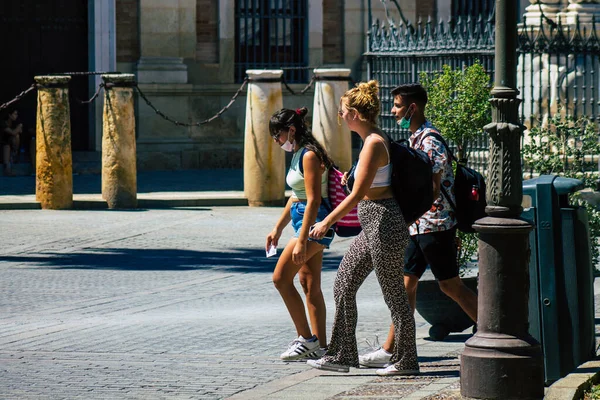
[340,80,381,125]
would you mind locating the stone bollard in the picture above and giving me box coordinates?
[35,75,73,210]
[311,69,352,171]
[101,74,137,209]
[244,70,285,207]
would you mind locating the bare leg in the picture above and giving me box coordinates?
[438,277,478,322]
[2,144,12,175]
[299,251,327,346]
[273,238,327,339]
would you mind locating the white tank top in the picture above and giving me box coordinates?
[354,135,392,188]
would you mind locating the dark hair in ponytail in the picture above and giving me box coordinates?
[269,107,334,169]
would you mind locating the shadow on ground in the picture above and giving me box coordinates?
[0,170,244,196]
[0,247,343,273]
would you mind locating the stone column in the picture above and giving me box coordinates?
[523,0,564,25]
[101,74,137,209]
[460,0,545,398]
[136,0,196,83]
[311,69,352,172]
[244,70,285,207]
[35,76,73,210]
[562,0,600,24]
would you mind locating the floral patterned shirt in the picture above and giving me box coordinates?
[408,121,457,235]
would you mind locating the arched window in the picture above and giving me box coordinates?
[235,0,308,83]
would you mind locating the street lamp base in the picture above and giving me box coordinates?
[461,333,544,399]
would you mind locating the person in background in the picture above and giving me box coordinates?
[1,108,22,176]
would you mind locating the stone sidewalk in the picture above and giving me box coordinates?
[1,169,599,399]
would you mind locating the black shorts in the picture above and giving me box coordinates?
[404,228,459,281]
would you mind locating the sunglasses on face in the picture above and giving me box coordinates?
[271,130,285,140]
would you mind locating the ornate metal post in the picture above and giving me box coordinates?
[460,0,545,398]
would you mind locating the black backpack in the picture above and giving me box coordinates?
[423,132,487,233]
[383,133,435,225]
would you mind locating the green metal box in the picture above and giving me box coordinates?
[521,175,596,385]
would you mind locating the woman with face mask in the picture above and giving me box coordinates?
[266,107,335,361]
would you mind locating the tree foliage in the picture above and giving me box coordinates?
[420,62,492,161]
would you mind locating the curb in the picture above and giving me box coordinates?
[544,359,600,400]
[0,194,250,210]
[0,198,249,210]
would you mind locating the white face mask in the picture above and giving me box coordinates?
[280,132,295,152]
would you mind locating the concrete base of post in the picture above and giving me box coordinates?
[461,217,544,399]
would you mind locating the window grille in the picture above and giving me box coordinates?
[452,0,494,20]
[235,0,308,83]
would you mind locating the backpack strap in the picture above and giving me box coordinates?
[420,131,458,212]
[371,134,391,164]
[298,147,309,175]
[420,130,458,163]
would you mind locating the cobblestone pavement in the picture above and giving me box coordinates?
[0,207,447,399]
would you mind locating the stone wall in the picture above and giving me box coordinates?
[323,0,344,64]
[116,0,140,63]
[134,83,314,170]
[196,0,218,63]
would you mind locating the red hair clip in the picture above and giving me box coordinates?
[295,108,302,115]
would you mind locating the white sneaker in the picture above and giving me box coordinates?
[304,347,327,360]
[280,336,321,361]
[359,347,393,368]
[307,358,350,373]
[376,365,420,376]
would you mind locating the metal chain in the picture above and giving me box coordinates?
[281,74,316,96]
[72,83,105,105]
[134,78,249,127]
[54,71,122,76]
[0,84,37,112]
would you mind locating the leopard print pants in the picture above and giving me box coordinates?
[324,198,419,370]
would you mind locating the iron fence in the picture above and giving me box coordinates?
[366,1,600,177]
[366,9,495,174]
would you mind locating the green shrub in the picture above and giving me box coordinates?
[522,114,600,268]
[420,62,492,161]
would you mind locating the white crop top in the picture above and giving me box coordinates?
[354,135,392,188]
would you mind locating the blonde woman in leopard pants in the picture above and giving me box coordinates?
[308,81,419,376]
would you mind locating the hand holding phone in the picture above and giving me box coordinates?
[310,225,335,240]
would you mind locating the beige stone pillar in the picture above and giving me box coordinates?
[35,76,73,210]
[311,69,352,172]
[101,74,137,209]
[244,70,285,207]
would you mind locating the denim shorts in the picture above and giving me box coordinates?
[290,200,335,248]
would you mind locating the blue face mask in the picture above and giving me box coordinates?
[397,106,414,129]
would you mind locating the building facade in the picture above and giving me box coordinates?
[1,0,533,170]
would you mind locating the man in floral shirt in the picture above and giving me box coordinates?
[358,83,478,370]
